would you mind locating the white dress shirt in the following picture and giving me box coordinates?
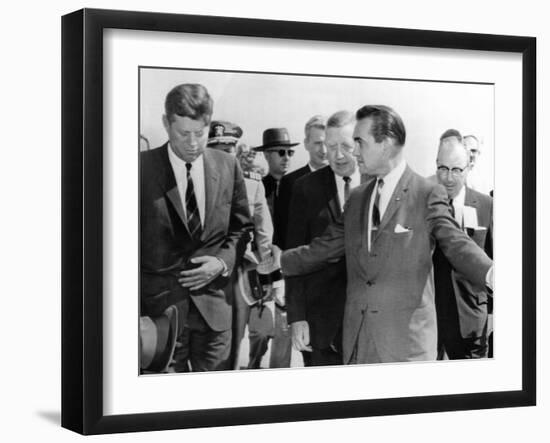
[450,185,466,228]
[167,144,206,227]
[335,169,361,212]
[367,158,407,251]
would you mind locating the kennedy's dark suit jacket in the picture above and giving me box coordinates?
[273,164,311,249]
[140,144,252,331]
[285,166,346,350]
[434,187,493,342]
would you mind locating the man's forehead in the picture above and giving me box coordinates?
[437,146,469,165]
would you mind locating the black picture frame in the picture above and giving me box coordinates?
[61,8,536,435]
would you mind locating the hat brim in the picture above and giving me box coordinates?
[207,136,239,146]
[252,142,300,152]
[140,305,178,373]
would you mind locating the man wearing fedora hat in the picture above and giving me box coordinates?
[253,127,301,368]
[140,84,252,372]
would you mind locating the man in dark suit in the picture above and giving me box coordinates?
[433,136,493,359]
[282,105,494,364]
[140,83,252,372]
[286,110,360,366]
[276,115,327,249]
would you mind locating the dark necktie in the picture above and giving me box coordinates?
[185,162,202,240]
[343,176,351,205]
[372,178,384,227]
[449,198,456,219]
[371,178,384,245]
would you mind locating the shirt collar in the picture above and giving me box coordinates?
[334,167,360,186]
[452,185,466,207]
[167,142,204,173]
[380,157,406,190]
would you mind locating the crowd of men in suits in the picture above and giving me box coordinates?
[139,82,494,373]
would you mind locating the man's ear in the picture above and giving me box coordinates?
[162,114,169,132]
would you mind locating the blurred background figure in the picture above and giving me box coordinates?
[236,143,266,176]
[463,134,491,193]
[464,134,481,168]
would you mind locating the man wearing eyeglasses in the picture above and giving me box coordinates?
[253,127,301,368]
[281,105,494,364]
[285,111,360,366]
[433,136,493,359]
[140,84,252,372]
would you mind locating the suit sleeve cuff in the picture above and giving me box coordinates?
[216,257,229,277]
[485,265,494,291]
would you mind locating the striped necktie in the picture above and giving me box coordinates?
[185,162,202,240]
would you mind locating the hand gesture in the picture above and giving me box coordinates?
[178,256,224,291]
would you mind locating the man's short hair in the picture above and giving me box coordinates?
[164,83,213,125]
[326,110,355,129]
[439,128,462,142]
[304,115,326,139]
[355,105,406,147]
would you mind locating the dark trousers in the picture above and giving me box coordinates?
[302,327,343,367]
[434,246,488,360]
[172,301,231,372]
[302,347,342,367]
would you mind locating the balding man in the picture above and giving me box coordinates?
[433,136,493,359]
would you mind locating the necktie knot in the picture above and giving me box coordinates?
[377,178,384,189]
[185,162,192,172]
[343,176,351,184]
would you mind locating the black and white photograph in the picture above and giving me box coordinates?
[139,67,495,374]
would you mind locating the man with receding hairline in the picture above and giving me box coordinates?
[433,136,493,359]
[282,105,494,364]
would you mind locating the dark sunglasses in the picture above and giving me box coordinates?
[267,149,295,157]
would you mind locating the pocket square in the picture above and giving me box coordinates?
[394,223,411,233]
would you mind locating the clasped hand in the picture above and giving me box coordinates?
[178,256,224,291]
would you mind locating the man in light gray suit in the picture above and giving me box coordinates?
[281,105,494,364]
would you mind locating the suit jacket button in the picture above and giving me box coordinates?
[366,280,374,287]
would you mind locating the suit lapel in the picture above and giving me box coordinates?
[201,149,220,240]
[323,168,341,219]
[374,166,413,242]
[464,187,479,209]
[154,144,189,232]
